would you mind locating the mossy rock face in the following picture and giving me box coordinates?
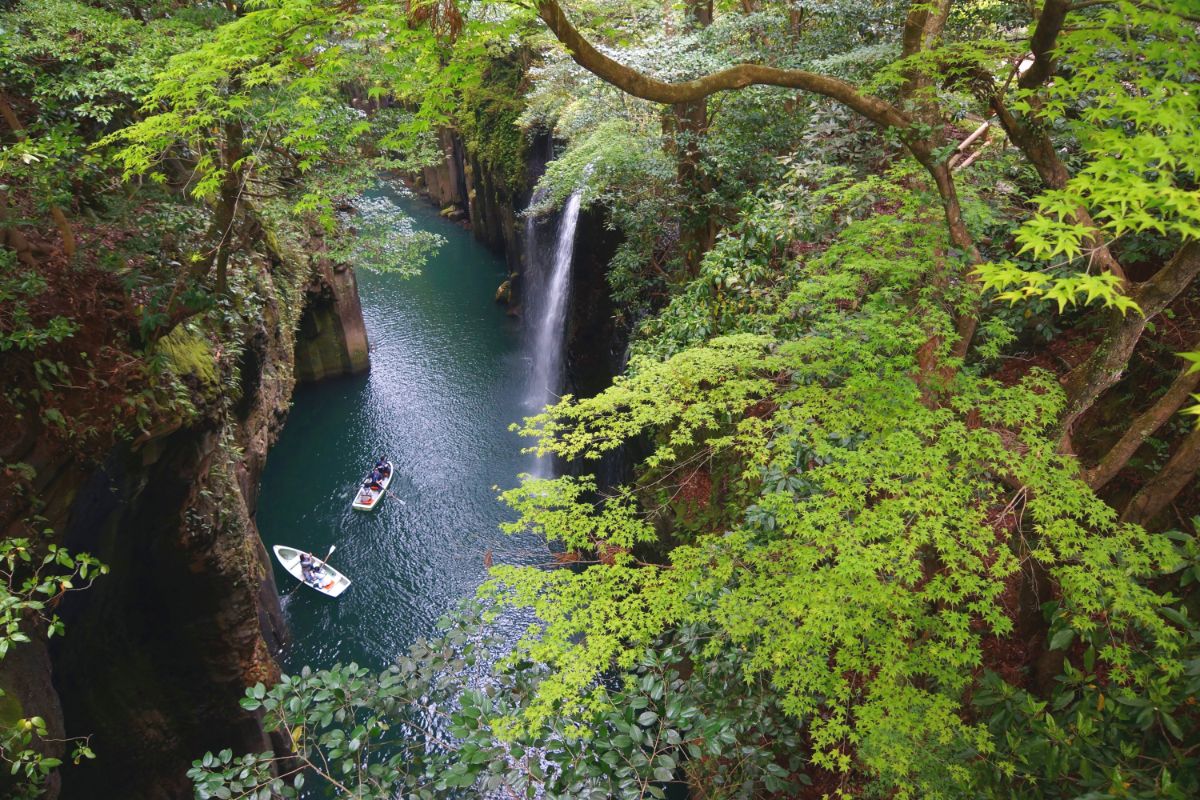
[457,55,529,199]
[156,326,218,388]
[294,258,369,383]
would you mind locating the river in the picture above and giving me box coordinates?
[257,189,544,671]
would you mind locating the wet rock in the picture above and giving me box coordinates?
[494,275,515,305]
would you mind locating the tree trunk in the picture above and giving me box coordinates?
[669,0,715,273]
[210,123,246,296]
[48,206,77,261]
[666,97,713,274]
[1120,427,1200,527]
[921,160,984,357]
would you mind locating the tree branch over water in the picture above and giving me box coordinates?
[534,0,912,132]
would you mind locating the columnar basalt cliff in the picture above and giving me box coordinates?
[410,128,534,276]
[0,226,369,799]
[420,129,470,214]
[294,241,371,383]
[561,204,624,399]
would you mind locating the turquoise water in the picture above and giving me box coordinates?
[257,190,542,671]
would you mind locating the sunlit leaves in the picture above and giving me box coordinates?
[329,193,445,276]
[491,163,1182,796]
[517,333,778,467]
[498,475,655,553]
[107,0,522,209]
[974,261,1142,315]
[1009,0,1200,278]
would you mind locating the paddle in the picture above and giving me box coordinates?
[285,544,337,597]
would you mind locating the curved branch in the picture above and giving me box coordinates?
[1120,426,1200,527]
[1085,346,1200,490]
[534,0,911,132]
[1019,0,1070,91]
[534,0,985,355]
[1059,241,1200,443]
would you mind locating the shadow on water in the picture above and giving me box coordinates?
[258,185,544,672]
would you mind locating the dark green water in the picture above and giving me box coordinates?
[257,190,541,671]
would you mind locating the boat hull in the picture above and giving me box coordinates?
[351,460,394,511]
[273,545,351,597]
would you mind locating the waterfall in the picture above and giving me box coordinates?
[524,189,583,477]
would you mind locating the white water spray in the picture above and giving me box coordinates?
[524,189,583,476]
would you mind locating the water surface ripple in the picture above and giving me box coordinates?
[257,190,541,671]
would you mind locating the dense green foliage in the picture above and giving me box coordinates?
[4,0,1200,797]
[0,538,105,796]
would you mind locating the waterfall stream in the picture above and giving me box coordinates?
[524,190,583,477]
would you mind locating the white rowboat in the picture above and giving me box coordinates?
[273,545,351,598]
[351,460,394,511]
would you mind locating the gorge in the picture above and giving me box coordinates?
[258,188,550,672]
[4,158,608,798]
[3,1,1199,798]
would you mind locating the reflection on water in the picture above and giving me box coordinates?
[257,186,543,671]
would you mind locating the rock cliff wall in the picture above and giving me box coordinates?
[50,242,313,799]
[294,246,370,383]
[408,128,553,275]
[562,204,624,399]
[1,224,369,799]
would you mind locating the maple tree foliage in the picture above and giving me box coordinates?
[4,0,1200,797]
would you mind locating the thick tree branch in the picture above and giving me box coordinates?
[902,0,953,59]
[1085,347,1200,490]
[984,0,1127,282]
[1019,0,1070,91]
[989,95,1127,283]
[534,0,912,132]
[1059,241,1200,444]
[1120,426,1200,527]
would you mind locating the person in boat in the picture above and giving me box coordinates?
[299,552,319,584]
[375,457,390,477]
[367,467,384,487]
